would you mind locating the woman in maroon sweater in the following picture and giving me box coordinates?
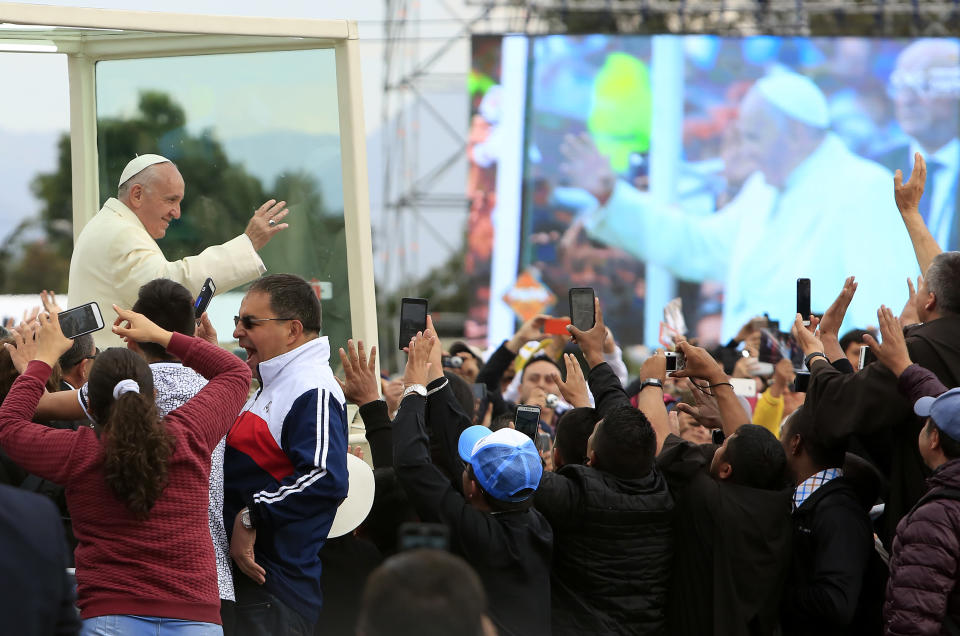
[0,307,250,635]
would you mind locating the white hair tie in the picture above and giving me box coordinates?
[113,379,141,400]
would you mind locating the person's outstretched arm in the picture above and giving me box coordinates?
[672,341,750,439]
[894,152,942,275]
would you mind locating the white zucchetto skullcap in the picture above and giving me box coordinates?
[754,71,830,129]
[118,154,172,188]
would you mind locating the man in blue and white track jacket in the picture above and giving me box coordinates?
[224,274,348,633]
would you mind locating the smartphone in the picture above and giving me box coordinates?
[398,298,428,350]
[729,377,757,399]
[194,277,216,321]
[858,345,877,370]
[398,522,449,552]
[793,371,811,393]
[544,317,572,336]
[797,278,811,326]
[514,404,541,442]
[664,350,685,372]
[569,287,596,331]
[58,302,104,339]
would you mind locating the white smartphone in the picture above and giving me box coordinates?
[58,302,105,339]
[730,377,758,399]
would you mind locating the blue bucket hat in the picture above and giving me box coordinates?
[458,425,543,502]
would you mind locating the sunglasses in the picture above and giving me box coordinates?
[233,315,295,330]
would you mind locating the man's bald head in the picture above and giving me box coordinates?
[891,39,960,152]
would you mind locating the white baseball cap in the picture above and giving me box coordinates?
[118,154,172,188]
[328,453,376,538]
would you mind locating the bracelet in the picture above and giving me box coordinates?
[804,351,828,368]
[708,382,733,390]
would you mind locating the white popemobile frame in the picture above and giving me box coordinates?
[0,2,379,369]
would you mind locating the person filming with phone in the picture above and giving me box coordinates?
[0,301,251,633]
[69,154,291,349]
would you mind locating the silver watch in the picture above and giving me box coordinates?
[240,508,254,530]
[401,384,427,400]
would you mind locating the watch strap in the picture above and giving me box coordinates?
[804,351,828,368]
[640,379,664,391]
[401,384,427,400]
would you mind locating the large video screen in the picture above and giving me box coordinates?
[469,35,959,348]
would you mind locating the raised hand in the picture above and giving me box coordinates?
[112,305,173,348]
[559,132,616,202]
[671,341,726,385]
[894,152,925,216]
[402,331,435,389]
[244,199,289,250]
[40,290,62,314]
[337,339,381,406]
[551,353,591,408]
[425,315,444,382]
[195,312,218,345]
[675,380,724,430]
[35,310,74,367]
[4,322,39,373]
[819,276,857,338]
[900,276,922,327]
[567,297,608,368]
[792,313,824,358]
[639,350,667,384]
[863,305,912,378]
[507,314,550,353]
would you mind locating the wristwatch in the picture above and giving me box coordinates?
[804,351,828,368]
[640,379,664,392]
[401,384,427,400]
[240,508,255,530]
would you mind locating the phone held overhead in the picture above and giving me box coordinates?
[399,298,428,350]
[57,302,105,339]
[569,287,596,331]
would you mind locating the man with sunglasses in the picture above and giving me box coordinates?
[224,273,348,635]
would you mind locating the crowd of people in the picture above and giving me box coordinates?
[1,142,960,636]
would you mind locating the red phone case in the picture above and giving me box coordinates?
[544,318,572,335]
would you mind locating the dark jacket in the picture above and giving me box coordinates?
[535,463,674,636]
[884,458,960,636]
[393,380,553,636]
[781,476,875,636]
[658,436,793,636]
[531,360,673,635]
[0,484,79,635]
[806,316,960,546]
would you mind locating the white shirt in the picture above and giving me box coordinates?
[583,134,920,341]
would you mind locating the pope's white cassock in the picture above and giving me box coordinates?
[68,196,265,349]
[582,132,920,341]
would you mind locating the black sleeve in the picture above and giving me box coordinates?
[392,393,498,546]
[781,500,874,625]
[425,377,471,491]
[830,357,855,374]
[533,470,581,529]
[586,361,631,418]
[359,400,393,469]
[717,339,743,375]
[476,342,516,393]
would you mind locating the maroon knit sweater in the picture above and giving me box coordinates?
[0,333,251,623]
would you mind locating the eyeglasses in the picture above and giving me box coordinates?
[233,315,296,330]
[84,348,100,361]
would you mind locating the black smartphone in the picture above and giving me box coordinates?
[569,287,596,331]
[470,383,488,424]
[58,302,105,339]
[398,298,428,350]
[793,371,811,393]
[514,404,540,441]
[797,278,811,326]
[194,277,216,321]
[398,522,449,551]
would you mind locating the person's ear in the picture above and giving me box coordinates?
[288,319,304,344]
[129,183,144,206]
[925,292,937,314]
[929,426,942,452]
[586,448,597,467]
[716,460,733,480]
[789,434,802,457]
[553,447,563,468]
